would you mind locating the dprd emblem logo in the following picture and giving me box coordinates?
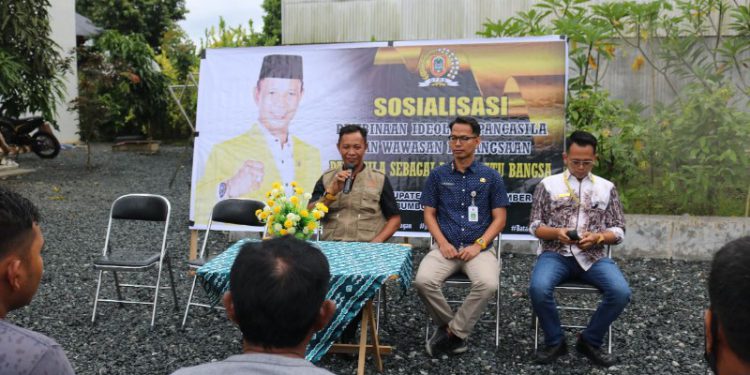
[418,48,459,87]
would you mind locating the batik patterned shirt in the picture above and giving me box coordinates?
[529,170,625,270]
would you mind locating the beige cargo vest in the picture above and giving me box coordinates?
[321,166,387,242]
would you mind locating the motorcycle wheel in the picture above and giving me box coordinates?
[31,132,61,159]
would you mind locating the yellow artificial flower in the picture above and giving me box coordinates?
[272,182,282,189]
[313,211,322,220]
[290,196,299,205]
[255,209,262,216]
[260,211,269,220]
[273,206,281,214]
[284,219,294,228]
[279,229,288,236]
[295,187,304,195]
[300,209,309,218]
[307,222,317,231]
[267,199,275,207]
[290,181,298,187]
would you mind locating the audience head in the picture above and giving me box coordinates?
[706,236,750,374]
[224,236,334,350]
[0,186,44,317]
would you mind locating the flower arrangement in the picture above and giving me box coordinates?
[255,181,328,240]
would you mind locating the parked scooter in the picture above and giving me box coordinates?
[0,116,61,159]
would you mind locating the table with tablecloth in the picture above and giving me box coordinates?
[196,238,413,363]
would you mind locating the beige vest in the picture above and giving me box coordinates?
[321,166,387,242]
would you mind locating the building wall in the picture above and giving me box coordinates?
[48,0,80,144]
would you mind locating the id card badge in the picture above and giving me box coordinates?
[468,191,479,222]
[468,205,479,222]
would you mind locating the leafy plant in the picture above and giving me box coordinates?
[72,31,169,142]
[76,0,187,51]
[0,0,70,120]
[479,0,750,216]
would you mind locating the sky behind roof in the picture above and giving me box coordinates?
[178,0,265,46]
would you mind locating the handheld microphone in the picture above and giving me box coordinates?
[343,163,355,194]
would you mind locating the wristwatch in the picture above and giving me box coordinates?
[475,238,487,250]
[324,191,337,201]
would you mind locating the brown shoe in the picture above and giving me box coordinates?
[575,335,616,367]
[534,341,568,364]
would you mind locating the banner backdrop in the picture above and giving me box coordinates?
[190,36,568,239]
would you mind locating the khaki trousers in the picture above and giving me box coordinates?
[414,243,499,339]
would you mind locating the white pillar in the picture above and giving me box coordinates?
[48,0,80,144]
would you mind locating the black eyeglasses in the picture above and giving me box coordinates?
[448,135,478,143]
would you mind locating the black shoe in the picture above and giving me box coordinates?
[425,327,449,357]
[444,334,468,355]
[575,336,617,367]
[534,341,568,364]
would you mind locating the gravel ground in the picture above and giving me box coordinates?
[1,144,711,375]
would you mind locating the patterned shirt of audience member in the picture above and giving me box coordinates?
[528,170,626,270]
[0,319,75,375]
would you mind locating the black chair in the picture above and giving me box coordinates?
[91,194,177,328]
[533,245,614,354]
[181,198,265,327]
[424,235,503,347]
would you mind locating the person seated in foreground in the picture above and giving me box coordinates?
[415,116,509,356]
[0,186,76,374]
[309,124,402,345]
[704,236,750,375]
[528,130,630,367]
[171,236,337,375]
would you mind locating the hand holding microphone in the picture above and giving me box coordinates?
[342,163,355,194]
[326,163,356,197]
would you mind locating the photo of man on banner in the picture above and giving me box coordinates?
[194,54,322,224]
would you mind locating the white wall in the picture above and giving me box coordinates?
[48,0,80,144]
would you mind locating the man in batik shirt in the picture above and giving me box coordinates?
[528,130,630,368]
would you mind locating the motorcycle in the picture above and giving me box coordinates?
[0,116,61,159]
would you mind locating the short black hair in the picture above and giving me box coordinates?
[566,130,598,153]
[449,116,480,136]
[230,236,330,349]
[337,124,368,144]
[0,186,41,259]
[709,236,750,363]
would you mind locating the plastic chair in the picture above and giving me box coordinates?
[424,235,503,347]
[181,198,265,327]
[91,194,177,328]
[533,245,614,354]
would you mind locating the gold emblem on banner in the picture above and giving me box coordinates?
[418,48,459,87]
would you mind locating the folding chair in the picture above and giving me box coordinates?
[91,194,177,328]
[424,235,503,347]
[533,245,614,354]
[181,198,265,327]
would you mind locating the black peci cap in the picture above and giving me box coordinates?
[258,54,303,81]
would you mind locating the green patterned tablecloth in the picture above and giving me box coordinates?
[197,238,413,362]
